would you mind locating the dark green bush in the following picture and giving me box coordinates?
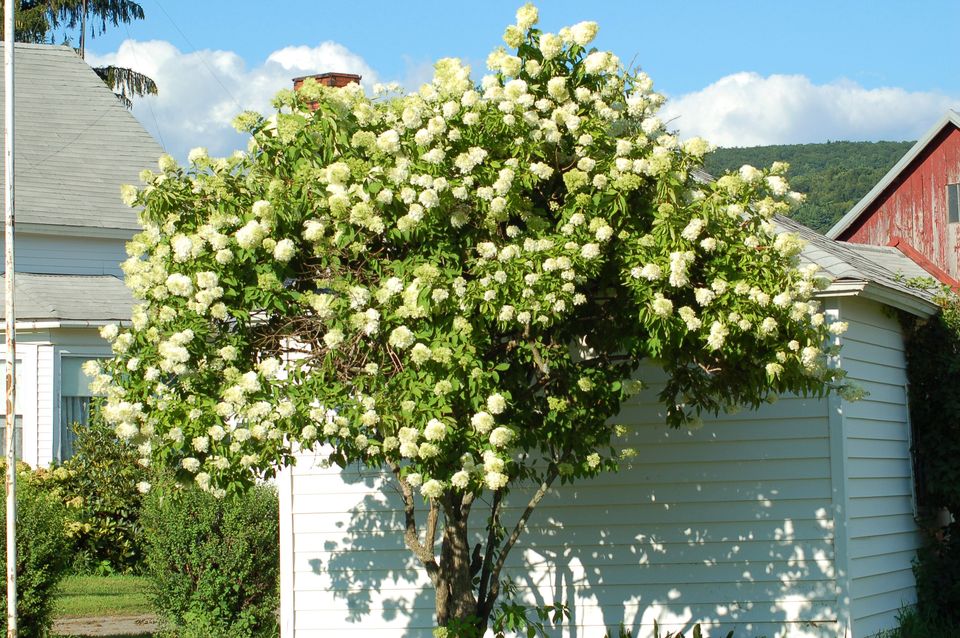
[892,602,960,637]
[46,410,149,574]
[603,622,733,638]
[141,480,279,638]
[902,301,960,627]
[0,463,71,637]
[914,522,960,626]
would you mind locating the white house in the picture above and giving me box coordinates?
[279,216,938,638]
[0,43,161,465]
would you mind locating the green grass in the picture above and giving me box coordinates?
[54,574,152,618]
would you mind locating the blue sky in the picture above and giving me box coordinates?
[80,0,960,159]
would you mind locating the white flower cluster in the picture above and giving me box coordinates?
[98,4,841,499]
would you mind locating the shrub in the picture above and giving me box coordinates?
[888,603,960,637]
[45,408,149,574]
[913,522,960,626]
[141,480,279,638]
[902,297,960,626]
[604,622,733,638]
[0,463,71,638]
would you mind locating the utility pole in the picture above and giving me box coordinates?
[3,0,15,633]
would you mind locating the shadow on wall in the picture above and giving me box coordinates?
[310,468,436,633]
[510,475,839,637]
[312,404,840,638]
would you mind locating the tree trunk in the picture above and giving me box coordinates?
[79,0,88,59]
[435,498,481,632]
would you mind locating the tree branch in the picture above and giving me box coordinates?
[389,462,439,583]
[530,340,550,376]
[482,465,560,615]
[476,489,503,610]
[425,499,440,556]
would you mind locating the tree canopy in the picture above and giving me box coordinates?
[95,4,846,633]
[1,0,156,107]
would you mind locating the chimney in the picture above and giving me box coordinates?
[293,72,361,110]
[293,72,361,91]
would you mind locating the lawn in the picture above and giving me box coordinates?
[54,574,152,618]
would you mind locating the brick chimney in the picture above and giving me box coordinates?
[292,72,361,91]
[293,72,361,110]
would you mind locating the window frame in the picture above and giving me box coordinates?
[55,348,110,464]
[947,182,960,224]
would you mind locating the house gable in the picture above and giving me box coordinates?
[827,112,960,283]
[0,43,163,234]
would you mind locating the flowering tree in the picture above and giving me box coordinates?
[95,5,845,634]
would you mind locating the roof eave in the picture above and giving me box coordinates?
[826,110,960,239]
[17,222,139,239]
[0,319,127,331]
[817,279,939,317]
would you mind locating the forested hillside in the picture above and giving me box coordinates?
[705,141,914,233]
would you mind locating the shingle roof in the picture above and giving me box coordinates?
[778,215,939,315]
[0,43,163,232]
[0,273,132,322]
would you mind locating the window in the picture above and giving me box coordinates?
[57,357,102,462]
[948,182,960,224]
[0,417,23,459]
[0,360,23,459]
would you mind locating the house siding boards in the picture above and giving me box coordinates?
[0,234,127,277]
[837,297,920,637]
[281,368,842,638]
[36,344,54,466]
[0,343,38,465]
[835,124,960,281]
[282,294,927,638]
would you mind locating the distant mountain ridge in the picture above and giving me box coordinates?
[704,141,915,234]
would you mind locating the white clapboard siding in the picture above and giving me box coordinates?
[837,297,920,638]
[0,233,128,276]
[35,343,54,466]
[282,362,840,638]
[0,343,38,465]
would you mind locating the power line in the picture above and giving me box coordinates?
[150,0,243,112]
[123,21,166,151]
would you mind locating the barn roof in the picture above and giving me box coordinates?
[780,215,940,317]
[826,110,960,239]
[0,43,163,234]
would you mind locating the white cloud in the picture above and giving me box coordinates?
[661,72,960,147]
[399,56,436,94]
[88,39,379,160]
[89,41,960,159]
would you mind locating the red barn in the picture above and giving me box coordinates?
[828,111,960,286]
